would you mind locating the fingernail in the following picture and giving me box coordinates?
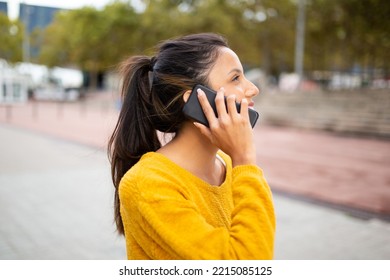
[197,89,204,96]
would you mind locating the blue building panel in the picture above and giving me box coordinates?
[19,3,63,33]
[19,4,66,59]
[0,1,8,15]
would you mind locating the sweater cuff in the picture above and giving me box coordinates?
[232,164,263,177]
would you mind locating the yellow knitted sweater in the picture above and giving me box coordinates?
[119,151,275,260]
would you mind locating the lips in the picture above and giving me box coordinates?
[248,101,255,108]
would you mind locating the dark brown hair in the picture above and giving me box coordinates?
[108,33,228,234]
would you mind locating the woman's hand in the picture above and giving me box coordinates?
[193,87,257,167]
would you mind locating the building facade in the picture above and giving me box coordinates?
[0,1,7,15]
[19,3,64,60]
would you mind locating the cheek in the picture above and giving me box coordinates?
[232,86,246,97]
[224,86,245,101]
[208,73,225,91]
[209,82,222,92]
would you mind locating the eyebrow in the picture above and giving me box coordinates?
[228,68,243,75]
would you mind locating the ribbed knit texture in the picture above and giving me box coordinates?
[119,151,275,259]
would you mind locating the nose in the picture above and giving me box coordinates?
[245,80,260,99]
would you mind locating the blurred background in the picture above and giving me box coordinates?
[0,0,389,260]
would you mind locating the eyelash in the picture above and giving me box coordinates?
[232,75,240,82]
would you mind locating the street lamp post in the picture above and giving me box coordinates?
[294,0,306,87]
[22,3,30,63]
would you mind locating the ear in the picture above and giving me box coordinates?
[183,90,192,103]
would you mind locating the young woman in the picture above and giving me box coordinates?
[108,33,275,260]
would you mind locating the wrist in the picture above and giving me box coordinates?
[231,153,257,167]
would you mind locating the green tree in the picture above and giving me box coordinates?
[305,0,390,72]
[40,1,140,89]
[123,0,297,76]
[37,0,390,86]
[339,0,390,71]
[0,13,23,62]
[222,0,296,75]
[134,0,197,52]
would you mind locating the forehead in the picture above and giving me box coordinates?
[212,47,243,73]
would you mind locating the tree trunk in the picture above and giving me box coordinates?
[88,71,98,91]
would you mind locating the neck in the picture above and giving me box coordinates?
[157,122,224,185]
[165,121,218,164]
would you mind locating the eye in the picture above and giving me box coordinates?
[232,75,240,82]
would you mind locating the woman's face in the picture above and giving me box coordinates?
[207,47,259,109]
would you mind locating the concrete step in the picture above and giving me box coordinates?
[257,89,390,138]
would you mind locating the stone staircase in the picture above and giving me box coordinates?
[256,89,390,138]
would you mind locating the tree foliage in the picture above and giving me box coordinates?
[306,0,390,71]
[39,1,139,87]
[33,0,390,86]
[0,12,23,62]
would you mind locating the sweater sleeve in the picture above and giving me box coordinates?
[119,165,275,260]
[230,165,275,259]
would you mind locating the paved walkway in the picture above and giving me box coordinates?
[0,125,126,259]
[1,93,390,259]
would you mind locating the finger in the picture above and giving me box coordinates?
[215,88,228,118]
[197,89,218,125]
[226,94,238,116]
[240,98,250,120]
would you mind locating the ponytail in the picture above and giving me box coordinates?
[108,56,160,234]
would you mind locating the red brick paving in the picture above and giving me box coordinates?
[1,92,389,216]
[254,125,390,215]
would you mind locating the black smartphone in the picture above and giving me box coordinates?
[183,84,259,128]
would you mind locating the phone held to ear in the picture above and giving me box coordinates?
[183,84,260,128]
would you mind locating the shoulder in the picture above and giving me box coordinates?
[120,152,171,186]
[119,152,191,201]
